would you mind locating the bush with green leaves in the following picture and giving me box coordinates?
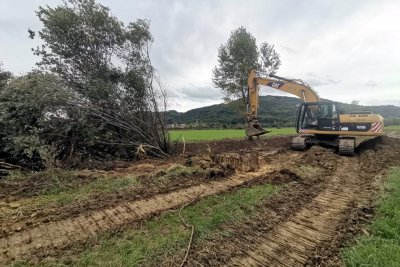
[0,0,171,171]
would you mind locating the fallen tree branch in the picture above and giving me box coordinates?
[179,203,195,267]
[0,162,22,169]
[179,189,206,267]
[182,136,186,155]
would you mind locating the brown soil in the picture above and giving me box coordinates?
[0,157,179,200]
[1,135,400,266]
[0,157,195,238]
[0,137,295,265]
[0,138,291,239]
[186,136,400,267]
[183,136,292,155]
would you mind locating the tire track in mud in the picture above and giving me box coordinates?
[226,157,359,267]
[0,155,294,265]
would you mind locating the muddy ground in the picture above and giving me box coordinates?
[1,135,400,266]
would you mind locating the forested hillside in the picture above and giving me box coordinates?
[167,95,400,128]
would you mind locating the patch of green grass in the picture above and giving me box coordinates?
[4,165,206,216]
[157,165,204,179]
[385,125,400,130]
[296,165,322,177]
[36,175,139,206]
[152,165,206,186]
[386,125,400,134]
[31,183,279,267]
[5,169,79,187]
[342,167,400,267]
[169,128,295,141]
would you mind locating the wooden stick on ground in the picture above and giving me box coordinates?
[179,202,195,267]
[178,189,206,267]
[0,162,21,169]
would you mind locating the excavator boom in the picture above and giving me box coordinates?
[246,70,319,137]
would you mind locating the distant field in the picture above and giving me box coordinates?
[386,125,400,133]
[169,125,400,142]
[169,128,295,141]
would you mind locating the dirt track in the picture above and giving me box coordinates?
[227,157,358,266]
[0,149,297,264]
[188,136,400,267]
[1,136,400,266]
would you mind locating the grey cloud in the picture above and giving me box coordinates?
[175,85,222,101]
[306,78,330,87]
[304,72,318,78]
[365,80,377,87]
[304,73,341,87]
[279,45,298,54]
[327,78,341,85]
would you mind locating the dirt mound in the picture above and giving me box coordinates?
[183,136,292,155]
[268,169,302,184]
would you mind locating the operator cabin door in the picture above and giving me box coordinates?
[317,104,338,131]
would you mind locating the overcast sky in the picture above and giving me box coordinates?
[1,0,399,111]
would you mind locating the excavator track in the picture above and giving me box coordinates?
[224,157,360,267]
[291,136,307,150]
[338,138,355,156]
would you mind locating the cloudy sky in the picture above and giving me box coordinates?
[1,0,399,111]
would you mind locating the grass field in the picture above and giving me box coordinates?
[169,128,295,141]
[170,125,400,142]
[342,167,400,266]
[386,125,400,134]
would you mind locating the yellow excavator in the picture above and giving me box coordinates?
[246,70,384,155]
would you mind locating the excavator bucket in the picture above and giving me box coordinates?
[245,123,270,137]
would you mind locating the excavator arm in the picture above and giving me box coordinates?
[246,70,320,137]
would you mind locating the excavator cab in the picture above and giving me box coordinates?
[296,102,339,132]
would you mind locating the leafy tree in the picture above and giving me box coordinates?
[30,0,170,158]
[0,63,12,90]
[212,27,281,107]
[0,71,68,168]
[0,63,13,163]
[259,43,281,75]
[32,0,153,104]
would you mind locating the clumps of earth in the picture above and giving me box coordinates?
[185,155,235,179]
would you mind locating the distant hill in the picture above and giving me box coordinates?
[167,95,400,128]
